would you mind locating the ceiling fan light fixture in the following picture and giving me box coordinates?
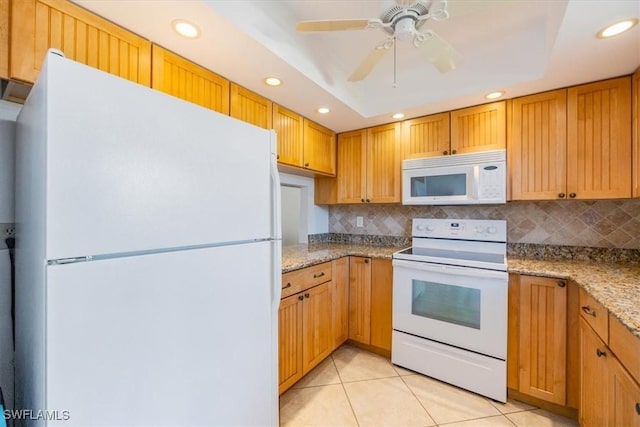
[317,107,330,114]
[172,19,200,39]
[392,113,405,119]
[597,18,638,38]
[264,77,282,87]
[485,91,505,100]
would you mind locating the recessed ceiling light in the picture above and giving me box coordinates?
[317,107,330,114]
[485,91,505,100]
[264,77,282,87]
[392,113,405,119]
[597,18,638,38]
[172,19,200,39]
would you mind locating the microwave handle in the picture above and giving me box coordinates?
[470,165,480,200]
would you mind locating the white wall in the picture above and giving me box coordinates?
[279,172,329,240]
[281,186,301,246]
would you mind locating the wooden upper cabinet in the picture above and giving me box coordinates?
[0,0,8,79]
[518,275,568,405]
[509,89,568,200]
[402,113,450,159]
[11,0,151,85]
[366,122,401,203]
[567,77,632,199]
[151,45,229,114]
[303,119,336,176]
[336,129,367,204]
[230,83,272,129]
[633,67,640,198]
[450,101,506,154]
[273,104,304,167]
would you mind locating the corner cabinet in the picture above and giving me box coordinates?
[10,0,151,86]
[230,83,272,129]
[151,45,229,114]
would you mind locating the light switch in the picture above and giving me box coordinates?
[356,216,364,227]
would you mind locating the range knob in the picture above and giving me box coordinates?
[426,225,435,231]
[487,226,497,234]
[475,226,484,233]
[417,225,426,231]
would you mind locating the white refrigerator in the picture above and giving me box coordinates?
[15,51,281,426]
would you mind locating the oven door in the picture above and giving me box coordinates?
[392,259,507,359]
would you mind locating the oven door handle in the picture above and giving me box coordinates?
[392,259,507,280]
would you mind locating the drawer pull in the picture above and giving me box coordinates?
[582,305,597,317]
[635,403,640,415]
[313,272,325,279]
[557,281,566,288]
[282,283,292,290]
[596,349,606,358]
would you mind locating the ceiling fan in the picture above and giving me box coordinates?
[296,0,462,83]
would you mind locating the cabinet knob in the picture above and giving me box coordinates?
[364,259,370,264]
[283,282,292,290]
[596,348,606,358]
[304,293,310,299]
[361,198,365,203]
[443,150,448,155]
[635,402,640,415]
[557,281,566,288]
[313,272,325,279]
[366,199,371,203]
[298,295,304,301]
[277,155,280,160]
[569,192,576,198]
[558,193,566,198]
[582,305,597,317]
[304,162,310,167]
[451,149,457,154]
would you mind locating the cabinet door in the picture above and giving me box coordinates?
[11,0,151,85]
[230,83,273,129]
[610,356,640,427]
[0,0,8,79]
[273,104,304,168]
[348,257,372,344]
[331,257,349,350]
[579,318,610,427]
[402,113,450,158]
[633,67,640,198]
[370,258,392,352]
[303,119,336,176]
[518,276,567,405]
[151,45,229,114]
[366,122,401,203]
[567,77,632,199]
[336,130,367,204]
[301,282,332,374]
[278,293,303,394]
[450,101,506,154]
[509,90,567,200]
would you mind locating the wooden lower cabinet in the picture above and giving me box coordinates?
[610,356,640,427]
[348,256,372,344]
[278,293,303,394]
[301,282,333,373]
[370,258,393,352]
[579,317,610,427]
[331,257,349,348]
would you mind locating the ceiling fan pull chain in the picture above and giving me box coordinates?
[393,36,398,88]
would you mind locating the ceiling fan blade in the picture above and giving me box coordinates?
[416,30,463,73]
[348,40,393,82]
[296,19,374,32]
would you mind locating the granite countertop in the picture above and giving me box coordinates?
[282,243,640,339]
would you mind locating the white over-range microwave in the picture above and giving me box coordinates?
[402,149,506,205]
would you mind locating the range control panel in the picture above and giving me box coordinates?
[412,218,507,242]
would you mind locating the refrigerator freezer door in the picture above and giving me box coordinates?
[45,242,277,426]
[40,55,275,260]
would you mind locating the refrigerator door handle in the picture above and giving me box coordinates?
[269,131,282,241]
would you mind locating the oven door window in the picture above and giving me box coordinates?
[411,279,481,329]
[410,173,467,197]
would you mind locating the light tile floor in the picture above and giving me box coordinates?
[280,345,579,427]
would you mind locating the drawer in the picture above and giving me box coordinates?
[579,288,609,342]
[609,314,640,384]
[281,262,332,299]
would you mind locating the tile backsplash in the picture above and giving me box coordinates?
[328,199,640,249]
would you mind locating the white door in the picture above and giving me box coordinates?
[46,241,278,426]
[393,259,507,359]
[43,55,276,260]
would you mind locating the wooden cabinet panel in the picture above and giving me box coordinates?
[303,119,336,175]
[518,275,567,405]
[370,258,392,352]
[579,287,609,343]
[366,122,401,203]
[11,0,151,85]
[509,90,567,200]
[633,67,640,197]
[610,356,640,427]
[230,83,272,129]
[450,101,506,154]
[281,261,332,299]
[278,293,303,394]
[331,257,349,349]
[273,104,304,167]
[302,282,332,374]
[0,0,8,79]
[567,77,632,199]
[609,314,640,385]
[579,318,610,427]
[348,256,371,344]
[151,45,229,114]
[336,129,367,204]
[402,113,450,159]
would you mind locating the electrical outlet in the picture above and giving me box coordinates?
[2,224,15,238]
[356,216,364,227]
